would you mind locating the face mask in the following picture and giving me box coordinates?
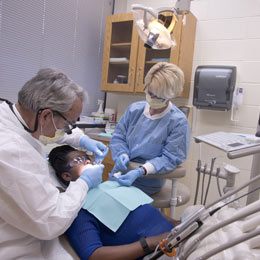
[39,114,66,145]
[146,94,168,109]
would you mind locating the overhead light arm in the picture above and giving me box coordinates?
[131,4,158,29]
[131,0,194,49]
[175,0,193,15]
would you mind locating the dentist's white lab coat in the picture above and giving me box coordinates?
[0,102,88,260]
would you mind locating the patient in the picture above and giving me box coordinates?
[49,145,176,260]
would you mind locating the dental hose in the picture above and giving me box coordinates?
[194,228,260,260]
[200,163,207,204]
[180,202,260,259]
[180,187,260,259]
[216,167,222,197]
[194,159,201,205]
[203,157,216,205]
[205,173,260,210]
[149,174,260,260]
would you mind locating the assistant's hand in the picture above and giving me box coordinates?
[116,167,143,186]
[80,136,109,163]
[79,164,104,189]
[115,154,129,171]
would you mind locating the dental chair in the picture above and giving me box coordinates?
[127,162,190,219]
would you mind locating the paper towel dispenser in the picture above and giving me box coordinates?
[193,65,237,111]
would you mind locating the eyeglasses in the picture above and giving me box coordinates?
[52,110,76,135]
[65,155,92,172]
[145,89,167,102]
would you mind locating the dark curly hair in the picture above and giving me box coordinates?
[48,145,77,186]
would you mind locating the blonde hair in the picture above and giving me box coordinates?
[144,62,184,99]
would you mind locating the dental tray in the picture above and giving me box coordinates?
[194,131,260,152]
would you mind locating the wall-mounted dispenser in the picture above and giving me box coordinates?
[193,65,237,111]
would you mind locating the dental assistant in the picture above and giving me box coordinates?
[110,62,190,195]
[0,68,107,260]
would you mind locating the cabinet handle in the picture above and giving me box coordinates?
[136,67,142,86]
[128,67,134,85]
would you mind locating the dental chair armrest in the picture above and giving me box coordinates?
[127,162,186,179]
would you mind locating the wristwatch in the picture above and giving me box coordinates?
[139,166,147,175]
[139,237,151,254]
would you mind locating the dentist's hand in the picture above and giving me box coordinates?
[79,164,104,189]
[114,154,129,171]
[116,167,143,186]
[80,136,109,163]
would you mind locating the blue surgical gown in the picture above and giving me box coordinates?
[110,101,190,194]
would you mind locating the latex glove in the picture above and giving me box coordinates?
[116,167,143,186]
[79,164,104,189]
[115,154,129,171]
[80,136,109,163]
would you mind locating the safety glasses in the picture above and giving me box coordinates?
[52,110,76,135]
[145,89,167,102]
[65,155,92,172]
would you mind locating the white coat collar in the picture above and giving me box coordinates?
[1,102,45,156]
[143,101,172,120]
[12,104,29,127]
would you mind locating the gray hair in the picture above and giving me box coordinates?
[18,68,88,112]
[144,62,184,99]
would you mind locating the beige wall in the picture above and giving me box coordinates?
[108,0,260,217]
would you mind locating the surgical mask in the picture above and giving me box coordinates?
[39,114,66,145]
[146,94,168,109]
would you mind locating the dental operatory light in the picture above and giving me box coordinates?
[131,0,193,49]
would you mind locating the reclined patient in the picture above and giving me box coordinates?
[49,145,176,260]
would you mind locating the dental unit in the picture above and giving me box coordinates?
[146,173,260,260]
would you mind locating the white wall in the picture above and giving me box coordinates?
[109,0,260,218]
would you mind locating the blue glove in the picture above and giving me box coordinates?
[79,164,104,189]
[80,136,109,163]
[115,154,129,171]
[116,167,143,186]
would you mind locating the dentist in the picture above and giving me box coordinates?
[0,68,107,260]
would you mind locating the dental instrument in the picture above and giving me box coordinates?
[200,163,207,205]
[94,144,109,164]
[215,167,222,197]
[194,159,240,204]
[193,159,201,205]
[203,157,216,205]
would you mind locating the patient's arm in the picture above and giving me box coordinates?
[89,232,169,260]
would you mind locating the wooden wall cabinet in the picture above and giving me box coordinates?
[101,12,197,98]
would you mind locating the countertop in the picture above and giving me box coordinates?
[86,132,112,142]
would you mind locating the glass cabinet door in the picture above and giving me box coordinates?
[101,13,139,92]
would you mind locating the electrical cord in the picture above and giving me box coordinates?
[203,158,216,205]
